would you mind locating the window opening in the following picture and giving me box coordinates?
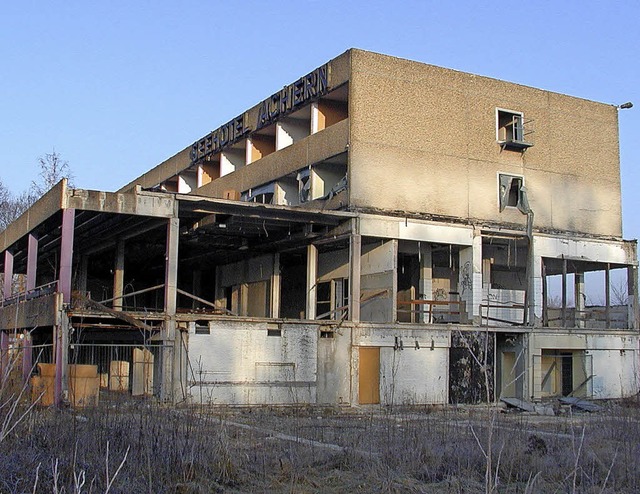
[497,109,533,149]
[316,278,349,320]
[297,168,311,203]
[499,174,529,213]
[241,182,275,204]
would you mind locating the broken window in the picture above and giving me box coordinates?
[241,182,275,204]
[499,174,530,213]
[297,168,311,203]
[316,278,349,320]
[496,109,533,149]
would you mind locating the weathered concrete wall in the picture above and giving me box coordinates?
[380,346,448,405]
[186,320,318,405]
[586,334,639,399]
[0,293,57,330]
[66,189,175,218]
[353,326,450,405]
[529,331,639,400]
[316,327,351,404]
[348,49,622,238]
[359,214,474,246]
[360,240,395,322]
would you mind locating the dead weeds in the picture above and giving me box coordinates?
[1,397,640,493]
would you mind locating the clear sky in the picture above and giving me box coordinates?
[1,1,638,242]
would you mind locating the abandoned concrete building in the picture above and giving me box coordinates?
[1,49,638,407]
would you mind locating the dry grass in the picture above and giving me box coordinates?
[2,391,640,493]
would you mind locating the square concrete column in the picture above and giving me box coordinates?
[162,217,179,403]
[628,265,639,330]
[22,330,32,384]
[459,232,482,324]
[306,244,318,319]
[349,229,362,323]
[0,331,8,382]
[575,272,585,328]
[3,250,14,300]
[271,253,280,318]
[528,238,542,326]
[418,242,433,323]
[26,234,38,292]
[164,218,179,317]
[605,263,611,329]
[54,308,70,406]
[113,239,125,311]
[58,208,75,304]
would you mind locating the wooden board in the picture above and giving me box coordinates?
[359,347,380,404]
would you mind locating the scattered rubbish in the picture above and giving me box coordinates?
[501,397,555,416]
[559,397,603,412]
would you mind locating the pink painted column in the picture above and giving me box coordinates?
[26,234,38,292]
[3,250,14,301]
[55,208,75,406]
[58,209,75,304]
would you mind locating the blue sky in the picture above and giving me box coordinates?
[1,1,639,242]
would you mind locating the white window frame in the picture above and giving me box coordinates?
[496,108,525,144]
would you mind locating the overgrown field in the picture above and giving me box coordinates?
[2,393,640,493]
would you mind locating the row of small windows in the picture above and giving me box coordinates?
[157,85,348,194]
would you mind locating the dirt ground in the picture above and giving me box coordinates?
[3,396,640,493]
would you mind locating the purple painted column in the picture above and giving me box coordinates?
[54,323,62,405]
[0,331,8,382]
[58,208,75,304]
[22,330,32,384]
[26,234,38,292]
[55,208,74,406]
[3,250,14,301]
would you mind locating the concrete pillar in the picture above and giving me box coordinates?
[3,250,14,300]
[628,265,639,330]
[561,257,567,327]
[605,263,611,329]
[459,232,482,324]
[54,304,70,406]
[58,208,75,304]
[22,330,32,384]
[306,244,318,319]
[0,331,8,381]
[575,272,585,328]
[528,238,540,326]
[349,228,362,323]
[164,218,179,316]
[163,217,179,403]
[271,253,280,318]
[541,262,548,327]
[472,234,483,325]
[391,239,398,322]
[26,234,38,292]
[113,239,125,311]
[418,242,433,323]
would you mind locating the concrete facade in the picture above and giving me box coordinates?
[0,49,637,407]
